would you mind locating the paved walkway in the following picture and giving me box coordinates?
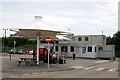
[1,54,118,78]
[2,55,111,72]
[20,61,118,78]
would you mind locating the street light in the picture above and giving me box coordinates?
[3,28,8,52]
[3,28,8,38]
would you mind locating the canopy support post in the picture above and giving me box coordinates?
[37,36,40,65]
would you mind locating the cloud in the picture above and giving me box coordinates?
[106,0,118,11]
[44,15,79,25]
[55,9,86,17]
[0,0,119,37]
[0,0,112,2]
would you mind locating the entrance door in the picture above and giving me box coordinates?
[75,46,80,57]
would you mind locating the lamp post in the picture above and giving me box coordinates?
[3,28,8,52]
[14,41,16,53]
[2,34,4,53]
[3,28,8,38]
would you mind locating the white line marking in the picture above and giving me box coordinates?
[95,60,109,63]
[95,68,105,71]
[10,76,18,77]
[108,69,117,72]
[71,66,84,69]
[115,62,117,63]
[41,72,47,73]
[23,74,29,76]
[32,73,37,75]
[84,67,93,70]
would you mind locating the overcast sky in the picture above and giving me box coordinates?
[0,0,119,37]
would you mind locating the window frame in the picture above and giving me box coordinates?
[85,37,89,41]
[88,46,92,52]
[70,46,74,52]
[95,47,97,52]
[78,37,82,41]
[55,46,58,51]
[61,46,68,52]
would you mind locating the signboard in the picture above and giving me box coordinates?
[82,47,86,53]
[46,37,51,43]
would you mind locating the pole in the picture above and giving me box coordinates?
[102,30,103,35]
[37,36,40,65]
[48,42,50,70]
[3,29,8,52]
[14,41,16,50]
[14,40,16,55]
[2,35,4,53]
[10,52,11,61]
[53,41,56,52]
[5,30,6,38]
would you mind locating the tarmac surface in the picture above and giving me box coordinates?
[0,53,119,79]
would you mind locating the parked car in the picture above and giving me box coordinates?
[28,50,33,55]
[18,49,29,54]
[9,49,17,54]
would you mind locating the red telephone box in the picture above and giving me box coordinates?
[33,48,48,61]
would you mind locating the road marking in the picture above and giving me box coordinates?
[115,62,117,63]
[10,75,18,77]
[23,74,29,76]
[0,56,12,58]
[41,72,47,73]
[95,60,109,63]
[84,67,93,70]
[32,73,37,75]
[95,68,105,71]
[71,66,84,69]
[108,69,117,72]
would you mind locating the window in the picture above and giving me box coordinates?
[85,37,89,41]
[55,46,58,51]
[88,46,92,52]
[95,47,97,52]
[61,46,67,52]
[99,47,103,50]
[70,46,74,52]
[78,37,81,41]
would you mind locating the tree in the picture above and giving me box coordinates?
[112,31,120,50]
[106,36,113,45]
[106,32,120,57]
[112,31,120,57]
[3,37,30,47]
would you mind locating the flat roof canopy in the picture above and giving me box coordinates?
[10,28,66,40]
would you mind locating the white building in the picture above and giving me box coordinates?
[55,34,115,59]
